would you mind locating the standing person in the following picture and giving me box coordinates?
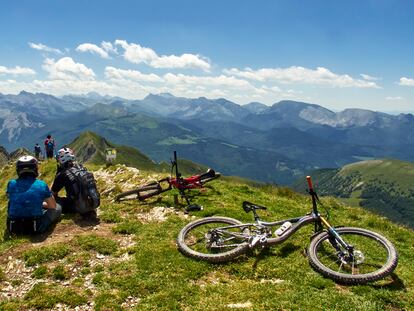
[52,148,100,220]
[34,143,42,160]
[44,135,55,159]
[6,155,61,234]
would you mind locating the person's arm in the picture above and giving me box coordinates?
[43,195,57,209]
[51,172,64,198]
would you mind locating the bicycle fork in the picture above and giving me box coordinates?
[319,216,355,260]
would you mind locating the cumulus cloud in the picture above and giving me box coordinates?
[76,43,109,59]
[398,77,414,86]
[385,96,405,101]
[115,39,211,71]
[101,41,118,54]
[223,66,380,88]
[361,74,380,81]
[105,66,163,82]
[42,57,95,80]
[163,73,252,88]
[28,42,62,54]
[0,65,36,76]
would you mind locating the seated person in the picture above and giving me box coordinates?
[52,148,98,219]
[7,155,61,234]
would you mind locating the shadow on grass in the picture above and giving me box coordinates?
[2,221,58,244]
[369,272,406,291]
[250,242,301,268]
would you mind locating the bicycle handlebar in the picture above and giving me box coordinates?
[306,176,313,191]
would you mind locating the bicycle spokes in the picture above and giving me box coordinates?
[317,232,389,275]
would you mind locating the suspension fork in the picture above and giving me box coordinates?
[320,216,354,255]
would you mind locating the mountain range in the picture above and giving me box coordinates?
[2,91,414,184]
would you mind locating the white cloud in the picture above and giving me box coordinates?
[105,66,163,82]
[101,41,118,54]
[361,73,380,81]
[398,77,414,86]
[28,42,62,54]
[42,57,95,80]
[115,39,211,71]
[223,66,380,88]
[0,65,36,75]
[163,73,251,88]
[76,43,109,59]
[385,96,405,101]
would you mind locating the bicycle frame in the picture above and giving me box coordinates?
[211,176,354,252]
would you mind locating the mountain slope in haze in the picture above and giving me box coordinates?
[294,159,414,228]
[66,131,211,176]
[67,131,159,171]
[17,108,308,184]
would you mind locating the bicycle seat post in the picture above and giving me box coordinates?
[252,209,261,222]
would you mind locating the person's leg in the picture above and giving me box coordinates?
[37,204,62,233]
[56,197,77,214]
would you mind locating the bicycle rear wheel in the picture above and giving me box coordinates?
[308,227,398,284]
[177,217,249,263]
[115,183,161,202]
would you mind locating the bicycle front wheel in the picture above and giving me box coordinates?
[177,217,249,263]
[308,227,398,284]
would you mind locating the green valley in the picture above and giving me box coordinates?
[294,159,414,228]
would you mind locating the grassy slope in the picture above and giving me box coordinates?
[293,159,414,228]
[0,160,412,310]
[339,159,414,189]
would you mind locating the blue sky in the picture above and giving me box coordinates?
[1,0,414,112]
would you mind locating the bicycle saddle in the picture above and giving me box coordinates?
[242,201,267,213]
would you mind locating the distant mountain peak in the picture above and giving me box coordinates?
[159,92,175,98]
[18,90,33,96]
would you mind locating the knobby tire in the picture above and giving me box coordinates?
[177,217,249,263]
[115,183,161,202]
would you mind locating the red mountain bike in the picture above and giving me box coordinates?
[115,151,220,212]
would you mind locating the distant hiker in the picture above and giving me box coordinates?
[44,135,55,159]
[6,155,61,234]
[34,143,41,159]
[52,148,100,220]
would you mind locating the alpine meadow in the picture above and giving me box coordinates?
[1,1,414,310]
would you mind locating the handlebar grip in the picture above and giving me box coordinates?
[306,176,313,191]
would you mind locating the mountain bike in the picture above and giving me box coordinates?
[115,151,220,212]
[177,176,398,284]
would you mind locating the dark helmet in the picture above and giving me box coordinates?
[16,155,38,177]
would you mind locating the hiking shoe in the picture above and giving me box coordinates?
[81,210,98,221]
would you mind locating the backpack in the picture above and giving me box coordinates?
[65,163,100,214]
[7,218,39,234]
[46,139,54,151]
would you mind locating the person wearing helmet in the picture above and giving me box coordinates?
[51,148,77,214]
[52,148,99,220]
[6,155,62,234]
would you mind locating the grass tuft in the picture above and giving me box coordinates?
[75,234,118,255]
[23,243,72,266]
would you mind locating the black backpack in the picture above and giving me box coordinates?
[66,163,100,214]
